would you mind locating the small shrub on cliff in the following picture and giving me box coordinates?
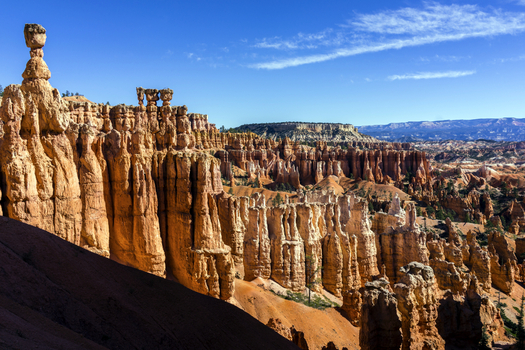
[276,182,295,192]
[272,193,283,206]
[478,327,491,350]
[498,304,517,337]
[0,85,3,97]
[436,209,446,221]
[446,180,454,194]
[501,216,510,232]
[502,182,509,197]
[405,171,413,184]
[476,230,489,247]
[305,255,322,305]
[517,296,525,350]
[273,290,337,310]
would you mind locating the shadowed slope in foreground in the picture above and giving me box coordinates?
[0,216,298,350]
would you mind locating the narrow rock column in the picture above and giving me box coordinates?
[78,124,110,257]
[393,262,444,350]
[359,279,402,350]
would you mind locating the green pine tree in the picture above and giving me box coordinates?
[517,295,525,350]
[478,326,491,350]
[502,182,509,197]
[273,193,283,207]
[305,254,322,305]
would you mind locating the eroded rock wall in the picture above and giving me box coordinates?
[373,195,429,283]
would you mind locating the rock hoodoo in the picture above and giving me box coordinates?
[0,23,514,349]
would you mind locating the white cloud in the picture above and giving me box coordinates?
[498,54,525,62]
[387,70,476,80]
[250,34,483,69]
[249,3,525,69]
[252,29,346,50]
[349,3,522,36]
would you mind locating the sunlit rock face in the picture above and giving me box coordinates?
[393,262,445,350]
[0,24,512,350]
[372,194,429,283]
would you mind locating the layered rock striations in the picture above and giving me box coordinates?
[0,24,386,303]
[63,103,431,189]
[0,24,235,299]
[0,24,512,349]
[360,263,504,350]
[437,278,505,348]
[372,194,429,283]
[237,121,379,143]
[220,141,430,188]
[239,191,370,297]
[393,262,444,350]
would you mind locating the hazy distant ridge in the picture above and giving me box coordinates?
[357,117,525,142]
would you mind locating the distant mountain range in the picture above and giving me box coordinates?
[357,118,525,142]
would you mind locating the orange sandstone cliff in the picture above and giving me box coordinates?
[0,23,515,349]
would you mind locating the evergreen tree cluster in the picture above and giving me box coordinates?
[272,193,283,206]
[495,295,525,348]
[61,90,83,97]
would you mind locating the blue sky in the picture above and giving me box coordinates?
[2,1,525,128]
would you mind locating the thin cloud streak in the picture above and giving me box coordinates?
[249,3,525,69]
[498,54,525,62]
[252,29,346,50]
[250,31,506,69]
[387,70,476,80]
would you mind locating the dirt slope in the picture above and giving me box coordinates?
[235,278,360,350]
[0,217,298,350]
